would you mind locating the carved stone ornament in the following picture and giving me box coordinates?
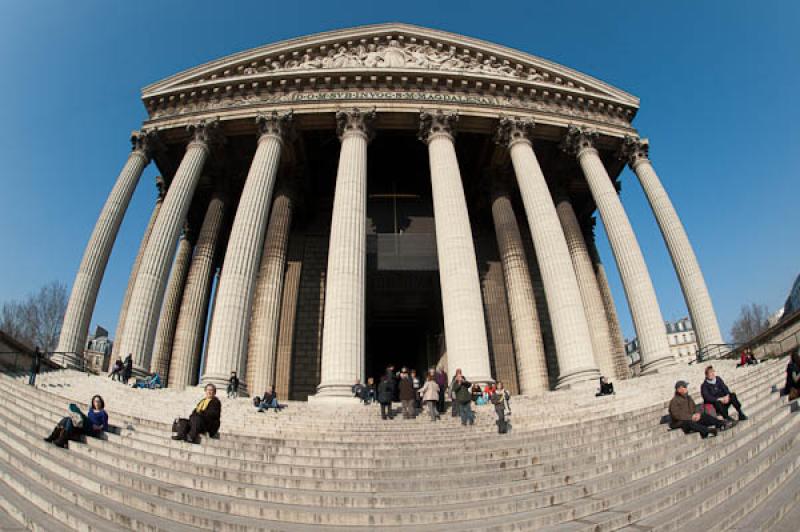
[186,118,223,146]
[495,116,534,148]
[256,110,294,140]
[130,129,159,159]
[335,107,376,140]
[560,125,599,156]
[418,110,458,143]
[618,136,650,169]
[246,39,546,83]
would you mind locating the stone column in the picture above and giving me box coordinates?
[169,188,226,388]
[112,177,166,360]
[315,109,373,399]
[490,182,549,394]
[419,110,492,383]
[57,130,156,366]
[498,118,599,387]
[621,137,724,351]
[554,189,617,380]
[203,113,290,391]
[589,236,630,379]
[116,120,216,373]
[246,189,294,396]
[562,126,673,372]
[149,225,193,378]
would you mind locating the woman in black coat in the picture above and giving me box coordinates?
[377,376,394,420]
[173,383,222,444]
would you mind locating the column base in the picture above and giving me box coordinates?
[555,366,601,389]
[641,355,677,375]
[312,381,359,402]
[201,372,250,397]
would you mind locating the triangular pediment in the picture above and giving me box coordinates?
[142,23,639,109]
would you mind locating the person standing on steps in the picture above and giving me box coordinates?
[227,371,240,398]
[491,381,511,434]
[452,373,474,426]
[701,365,748,421]
[28,347,41,386]
[410,369,421,412]
[398,369,416,419]
[418,373,441,421]
[122,353,133,384]
[450,368,464,418]
[668,380,727,439]
[108,358,123,381]
[434,367,447,414]
[172,383,221,444]
[377,375,394,420]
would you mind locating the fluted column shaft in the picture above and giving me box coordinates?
[150,229,193,378]
[112,188,163,360]
[491,188,549,394]
[169,190,226,388]
[117,123,213,372]
[316,109,372,398]
[590,240,630,379]
[500,119,598,387]
[246,190,293,396]
[420,111,491,383]
[624,138,723,350]
[203,114,287,391]
[555,194,616,379]
[57,132,153,364]
[565,128,672,372]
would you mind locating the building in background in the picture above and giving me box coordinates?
[84,325,113,373]
[626,317,698,374]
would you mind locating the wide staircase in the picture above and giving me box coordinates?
[0,358,797,531]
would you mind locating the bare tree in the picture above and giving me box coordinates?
[0,281,67,352]
[729,303,770,344]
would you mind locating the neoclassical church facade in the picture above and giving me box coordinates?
[56,24,723,400]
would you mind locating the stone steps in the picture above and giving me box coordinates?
[0,374,788,528]
[726,452,800,531]
[0,359,793,530]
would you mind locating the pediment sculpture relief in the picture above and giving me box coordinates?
[237,39,561,83]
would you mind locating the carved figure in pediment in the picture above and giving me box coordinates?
[382,40,409,67]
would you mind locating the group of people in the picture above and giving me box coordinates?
[352,366,512,433]
[108,353,133,384]
[738,349,760,367]
[668,365,748,439]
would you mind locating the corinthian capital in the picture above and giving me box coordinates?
[418,110,458,144]
[495,116,535,148]
[618,136,650,169]
[130,129,159,160]
[186,118,223,146]
[256,110,293,141]
[560,125,599,157]
[335,107,376,141]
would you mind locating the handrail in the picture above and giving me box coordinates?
[0,350,86,374]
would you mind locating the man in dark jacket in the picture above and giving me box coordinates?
[377,376,394,420]
[452,374,474,426]
[668,380,726,438]
[398,370,416,419]
[173,383,222,443]
[122,353,133,384]
[701,366,747,421]
[29,347,41,386]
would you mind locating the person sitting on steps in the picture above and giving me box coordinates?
[596,376,615,396]
[256,385,283,412]
[173,383,221,444]
[351,378,364,400]
[701,365,748,422]
[785,348,800,401]
[45,398,107,448]
[227,372,240,398]
[669,380,727,439]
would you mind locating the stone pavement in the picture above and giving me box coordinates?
[0,358,797,530]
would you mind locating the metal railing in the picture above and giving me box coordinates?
[0,350,86,374]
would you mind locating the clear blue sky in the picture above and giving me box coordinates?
[1,1,797,343]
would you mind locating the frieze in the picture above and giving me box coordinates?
[148,89,631,128]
